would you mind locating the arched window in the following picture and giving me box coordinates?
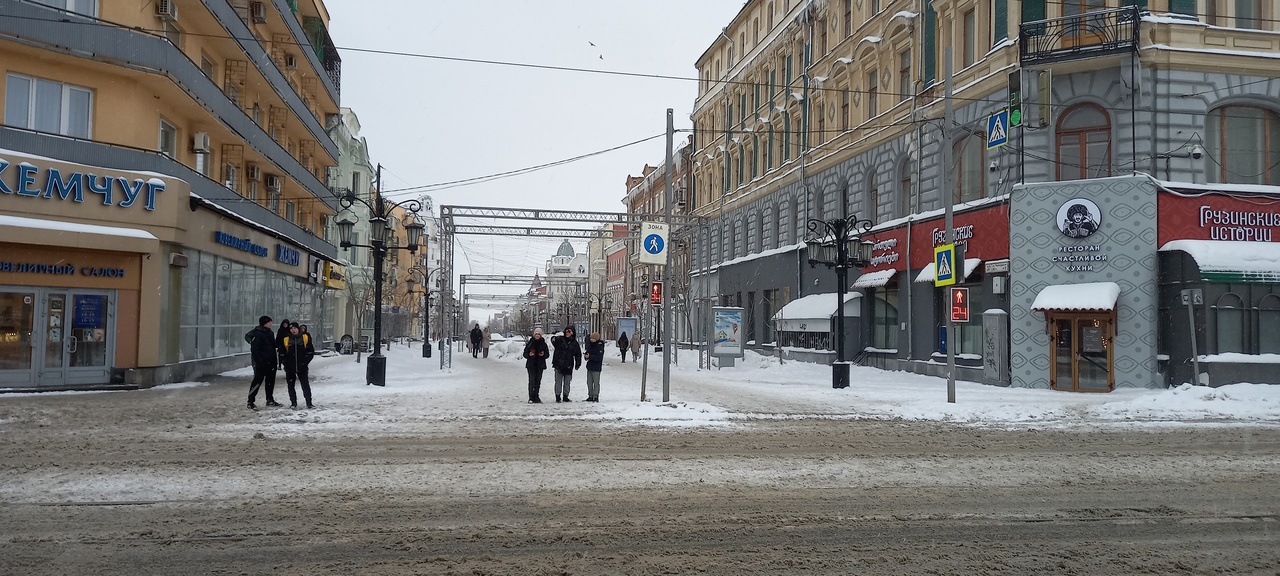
[1206,106,1280,185]
[1260,294,1280,354]
[733,217,744,258]
[747,213,758,253]
[1057,103,1111,181]
[776,203,787,246]
[757,209,767,250]
[897,157,914,217]
[1215,293,1246,354]
[866,170,881,222]
[953,134,984,203]
[812,188,825,219]
[793,196,803,242]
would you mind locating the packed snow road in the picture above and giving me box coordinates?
[1,343,1278,574]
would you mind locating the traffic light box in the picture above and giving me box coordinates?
[650,281,663,305]
[950,287,970,323]
[1008,69,1021,127]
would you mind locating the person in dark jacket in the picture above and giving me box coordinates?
[469,323,483,358]
[617,331,630,363]
[275,318,292,369]
[583,331,605,402]
[281,322,315,409]
[246,315,282,410]
[522,328,549,403]
[550,326,582,402]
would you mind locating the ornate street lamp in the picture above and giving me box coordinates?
[335,179,426,387]
[805,214,875,389]
[404,265,441,363]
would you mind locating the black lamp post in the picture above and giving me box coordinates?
[335,182,425,387]
[404,265,441,361]
[805,214,874,389]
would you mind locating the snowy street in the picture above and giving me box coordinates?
[2,342,1279,574]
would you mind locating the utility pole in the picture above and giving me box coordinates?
[943,48,957,404]
[662,108,674,402]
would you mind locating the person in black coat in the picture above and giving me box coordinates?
[617,331,630,363]
[583,331,605,402]
[522,328,549,403]
[245,316,282,409]
[275,317,292,369]
[550,326,582,402]
[280,322,316,409]
[469,323,483,358]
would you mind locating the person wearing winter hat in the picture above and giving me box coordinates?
[244,315,281,410]
[521,328,549,403]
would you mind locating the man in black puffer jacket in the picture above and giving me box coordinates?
[280,322,316,409]
[245,315,281,410]
[550,326,582,403]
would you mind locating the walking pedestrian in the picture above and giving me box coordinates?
[630,333,641,361]
[584,331,605,402]
[244,315,282,409]
[617,331,630,363]
[551,326,582,402]
[469,323,483,358]
[281,322,315,409]
[481,328,491,359]
[522,328,549,403]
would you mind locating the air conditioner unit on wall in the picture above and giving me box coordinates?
[265,174,281,190]
[191,132,211,153]
[156,0,178,21]
[250,2,266,23]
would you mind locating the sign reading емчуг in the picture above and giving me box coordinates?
[0,158,164,210]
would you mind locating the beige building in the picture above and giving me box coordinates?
[1,0,345,389]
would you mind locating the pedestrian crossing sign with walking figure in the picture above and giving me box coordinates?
[986,109,1009,150]
[934,243,957,287]
[637,222,669,265]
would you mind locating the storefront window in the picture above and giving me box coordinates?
[1258,295,1280,355]
[872,288,898,349]
[1214,293,1245,354]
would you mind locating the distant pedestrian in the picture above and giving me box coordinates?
[481,328,491,359]
[522,328,549,403]
[244,315,282,409]
[617,331,630,363]
[551,326,582,402]
[469,323,483,358]
[275,317,292,369]
[281,322,315,409]
[584,331,605,402]
[630,333,641,360]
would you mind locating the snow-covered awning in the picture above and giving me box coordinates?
[1159,240,1280,283]
[914,258,982,283]
[0,213,159,252]
[852,269,897,288]
[1031,282,1121,312]
[772,292,862,321]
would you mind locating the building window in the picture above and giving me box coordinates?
[1235,0,1262,29]
[841,88,850,130]
[224,163,239,193]
[247,180,259,203]
[1057,103,1112,181]
[4,73,92,138]
[899,49,912,102]
[268,187,281,213]
[162,19,181,47]
[954,135,984,203]
[200,55,216,80]
[1206,105,1280,185]
[867,70,878,118]
[844,0,852,38]
[872,288,898,349]
[868,183,882,223]
[783,112,791,162]
[1215,293,1246,354]
[195,151,210,176]
[35,0,97,16]
[158,119,177,157]
[1260,295,1280,354]
[768,1,775,28]
[285,200,297,224]
[818,18,827,55]
[898,157,913,217]
[963,9,977,67]
[252,103,262,125]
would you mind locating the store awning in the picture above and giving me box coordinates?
[772,292,862,320]
[1159,240,1280,283]
[1031,282,1121,312]
[852,269,897,288]
[0,214,159,253]
[914,258,983,283]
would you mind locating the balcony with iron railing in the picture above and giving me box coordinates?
[1019,5,1141,66]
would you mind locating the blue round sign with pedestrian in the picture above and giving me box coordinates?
[644,234,665,255]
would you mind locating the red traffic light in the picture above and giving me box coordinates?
[650,281,663,305]
[950,287,969,323]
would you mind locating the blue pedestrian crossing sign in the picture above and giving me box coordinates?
[934,243,957,287]
[986,109,1009,150]
[637,222,669,265]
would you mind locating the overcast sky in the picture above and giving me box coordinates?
[324,1,744,319]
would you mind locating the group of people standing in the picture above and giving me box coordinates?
[245,315,315,410]
[468,324,492,358]
[522,326,619,404]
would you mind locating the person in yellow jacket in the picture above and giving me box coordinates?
[281,322,315,409]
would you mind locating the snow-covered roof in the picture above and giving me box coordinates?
[914,258,983,284]
[0,214,157,240]
[772,292,862,321]
[852,269,896,288]
[1159,240,1280,283]
[1031,282,1121,312]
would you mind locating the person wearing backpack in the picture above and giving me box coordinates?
[245,316,281,410]
[280,322,315,409]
